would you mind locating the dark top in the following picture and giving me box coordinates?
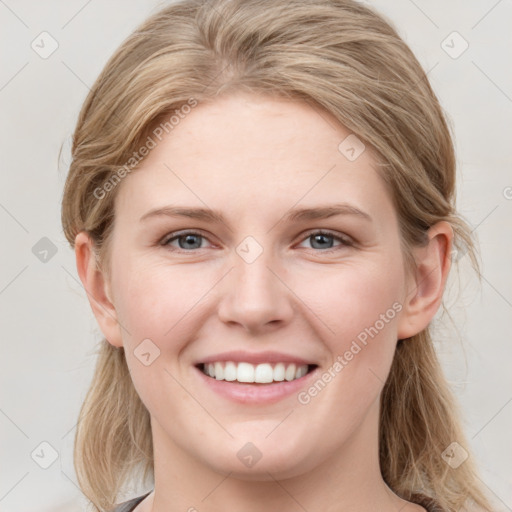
[109,491,151,512]
[109,491,445,511]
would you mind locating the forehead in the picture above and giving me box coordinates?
[115,93,396,227]
[155,93,361,167]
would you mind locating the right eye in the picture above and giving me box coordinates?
[161,230,212,251]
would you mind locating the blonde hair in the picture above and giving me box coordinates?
[61,1,493,511]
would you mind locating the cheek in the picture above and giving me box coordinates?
[294,258,405,351]
[110,261,209,420]
[290,258,404,415]
[112,259,212,345]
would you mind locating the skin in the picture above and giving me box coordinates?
[75,92,453,512]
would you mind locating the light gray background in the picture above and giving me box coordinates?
[1,1,511,511]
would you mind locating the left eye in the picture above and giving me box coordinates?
[161,230,351,252]
[297,230,351,251]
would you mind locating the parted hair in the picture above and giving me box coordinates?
[60,1,493,511]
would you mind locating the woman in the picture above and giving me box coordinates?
[60,0,494,511]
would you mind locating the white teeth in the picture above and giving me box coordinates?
[214,362,224,380]
[237,362,255,383]
[285,363,296,381]
[224,361,237,381]
[254,363,274,383]
[296,365,307,379]
[273,362,285,381]
[201,361,310,383]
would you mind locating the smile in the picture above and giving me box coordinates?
[199,361,316,384]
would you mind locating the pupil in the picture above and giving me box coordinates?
[313,234,332,249]
[182,234,200,249]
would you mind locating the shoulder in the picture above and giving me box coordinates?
[409,493,447,512]
[108,491,152,512]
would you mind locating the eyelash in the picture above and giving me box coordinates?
[160,229,354,254]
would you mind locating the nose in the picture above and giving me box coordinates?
[217,246,295,335]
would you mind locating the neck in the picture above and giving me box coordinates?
[143,398,419,512]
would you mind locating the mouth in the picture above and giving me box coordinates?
[193,351,320,404]
[196,361,318,384]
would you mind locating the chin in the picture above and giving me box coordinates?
[201,439,317,481]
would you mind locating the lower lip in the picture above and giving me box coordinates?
[194,365,319,404]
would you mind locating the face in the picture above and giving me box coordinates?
[100,93,416,479]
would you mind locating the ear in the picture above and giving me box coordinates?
[397,221,454,340]
[74,231,123,348]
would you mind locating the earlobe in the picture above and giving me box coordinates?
[74,231,123,348]
[396,221,453,340]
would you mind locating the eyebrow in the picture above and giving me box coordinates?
[139,203,373,224]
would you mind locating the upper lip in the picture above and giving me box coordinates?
[196,350,316,366]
